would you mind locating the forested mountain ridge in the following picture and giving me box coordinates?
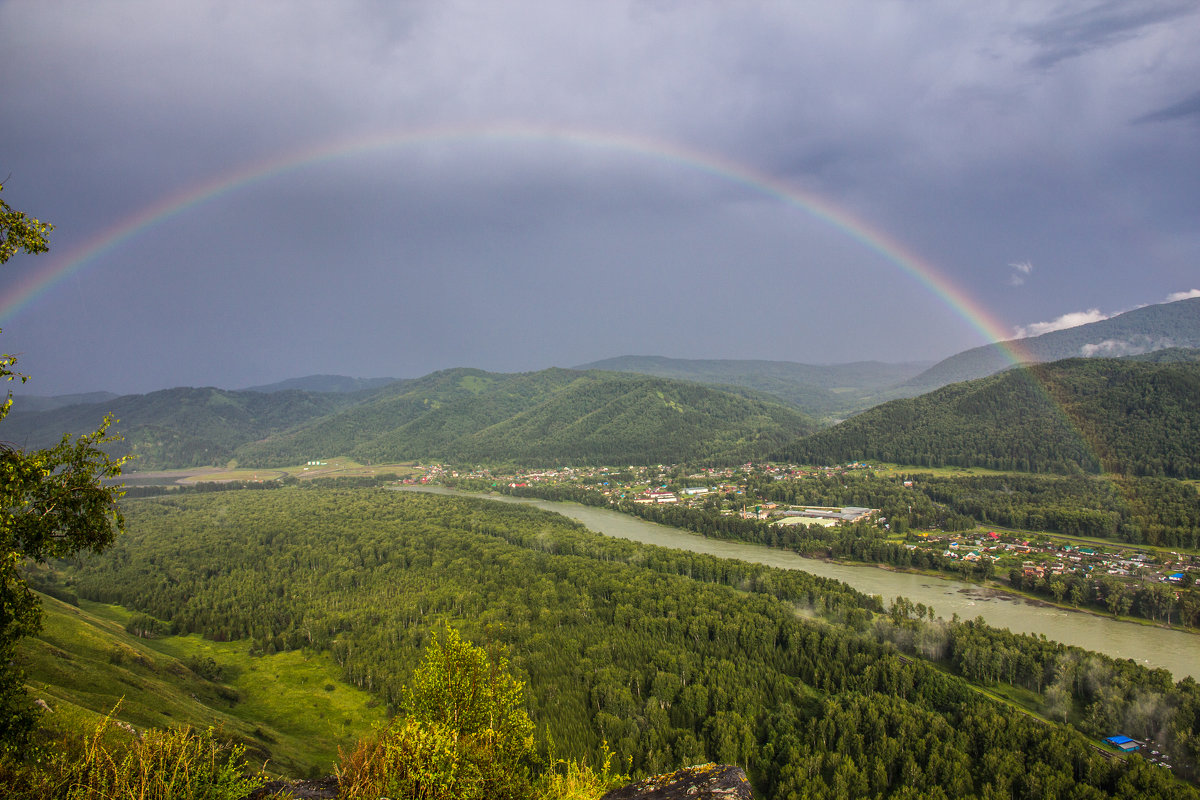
[237,368,817,467]
[3,386,368,469]
[4,368,815,470]
[905,296,1200,391]
[5,390,120,413]
[573,355,931,417]
[779,357,1200,477]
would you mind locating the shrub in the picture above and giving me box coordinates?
[337,626,538,800]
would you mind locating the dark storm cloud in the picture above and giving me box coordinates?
[1,1,1198,394]
[1135,89,1200,124]
[1021,0,1195,68]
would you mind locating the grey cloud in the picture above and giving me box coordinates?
[1,1,1199,394]
[1135,90,1200,124]
[1021,0,1196,68]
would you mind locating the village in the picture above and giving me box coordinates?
[410,461,1198,594]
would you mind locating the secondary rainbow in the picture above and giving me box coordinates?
[0,122,1029,362]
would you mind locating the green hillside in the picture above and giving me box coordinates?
[236,368,817,467]
[17,592,386,777]
[4,386,369,470]
[574,355,931,417]
[6,368,812,471]
[780,358,1200,477]
[905,296,1200,391]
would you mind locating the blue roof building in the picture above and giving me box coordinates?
[1105,735,1140,751]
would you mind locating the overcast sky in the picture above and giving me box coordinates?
[2,0,1198,395]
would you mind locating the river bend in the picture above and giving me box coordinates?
[402,487,1199,680]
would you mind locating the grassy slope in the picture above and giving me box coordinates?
[18,595,388,778]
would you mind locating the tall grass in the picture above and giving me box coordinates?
[0,707,273,800]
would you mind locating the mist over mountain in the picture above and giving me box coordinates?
[905,297,1200,392]
[241,375,399,394]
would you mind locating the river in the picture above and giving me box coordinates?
[402,486,1200,680]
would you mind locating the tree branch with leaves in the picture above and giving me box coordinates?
[0,182,127,750]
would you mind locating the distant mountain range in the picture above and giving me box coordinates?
[7,297,1196,473]
[574,356,932,418]
[241,375,398,394]
[6,368,814,470]
[904,296,1200,392]
[779,357,1200,478]
[6,391,121,413]
[4,386,369,469]
[234,368,816,468]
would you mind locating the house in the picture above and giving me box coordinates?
[1104,735,1140,752]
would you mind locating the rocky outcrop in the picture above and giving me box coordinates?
[245,776,338,799]
[600,764,753,800]
[243,763,752,799]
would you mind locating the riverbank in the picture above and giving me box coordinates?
[401,485,1200,679]
[854,560,1199,636]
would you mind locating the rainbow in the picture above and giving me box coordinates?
[3,123,1113,469]
[0,122,1027,362]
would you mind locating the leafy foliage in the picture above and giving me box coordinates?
[0,182,53,264]
[0,187,127,751]
[339,627,539,800]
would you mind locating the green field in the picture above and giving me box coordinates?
[155,459,424,484]
[18,595,389,777]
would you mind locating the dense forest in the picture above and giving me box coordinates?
[780,358,1200,478]
[39,488,1200,798]
[235,368,815,467]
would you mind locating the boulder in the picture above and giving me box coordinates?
[601,764,753,800]
[244,776,338,799]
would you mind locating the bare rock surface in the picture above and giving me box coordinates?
[600,764,753,800]
[245,776,339,799]
[241,763,752,799]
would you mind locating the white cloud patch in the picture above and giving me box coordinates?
[1080,336,1175,357]
[1007,260,1033,286]
[1166,288,1200,302]
[1013,308,1108,338]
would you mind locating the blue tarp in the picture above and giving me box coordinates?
[1105,736,1134,745]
